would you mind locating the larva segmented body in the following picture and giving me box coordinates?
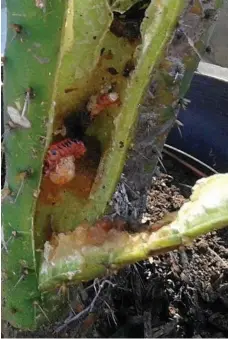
[87,92,121,116]
[44,138,86,175]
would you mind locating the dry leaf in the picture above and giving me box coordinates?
[7,106,31,128]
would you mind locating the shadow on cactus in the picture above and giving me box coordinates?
[2,0,227,331]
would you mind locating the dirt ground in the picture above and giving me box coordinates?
[2,156,228,338]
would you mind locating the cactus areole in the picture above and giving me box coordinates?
[2,0,224,331]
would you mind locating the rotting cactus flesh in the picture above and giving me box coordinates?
[39,173,228,291]
[2,0,225,331]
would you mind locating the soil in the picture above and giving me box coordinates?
[2,156,228,338]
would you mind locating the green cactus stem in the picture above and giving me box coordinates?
[34,0,184,245]
[39,173,228,291]
[2,0,66,329]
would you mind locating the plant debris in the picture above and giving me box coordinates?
[7,106,31,129]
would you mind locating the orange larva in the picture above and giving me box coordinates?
[44,138,86,176]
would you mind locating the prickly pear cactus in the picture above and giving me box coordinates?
[2,0,224,331]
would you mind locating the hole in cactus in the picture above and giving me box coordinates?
[110,0,150,42]
[63,110,92,140]
[35,0,151,240]
[36,111,102,246]
[39,129,101,199]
